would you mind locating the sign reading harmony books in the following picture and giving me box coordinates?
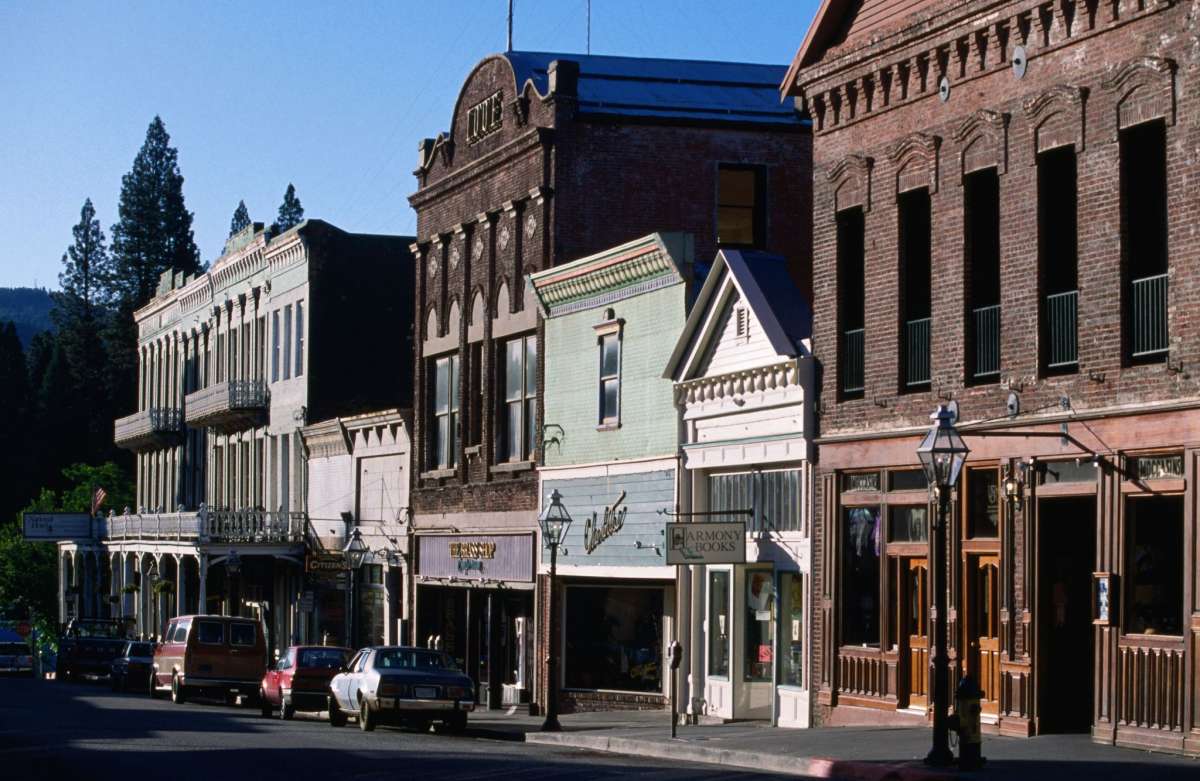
[665,522,746,565]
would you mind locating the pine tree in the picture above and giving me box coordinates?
[229,200,251,238]
[274,183,304,232]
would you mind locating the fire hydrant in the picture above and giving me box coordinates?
[950,675,986,770]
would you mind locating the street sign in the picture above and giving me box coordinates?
[22,513,92,541]
[665,522,746,565]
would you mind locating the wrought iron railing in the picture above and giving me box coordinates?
[1130,273,1168,358]
[184,379,268,426]
[972,304,1001,379]
[100,507,305,544]
[905,317,931,387]
[114,407,183,447]
[1045,290,1078,369]
[842,328,865,394]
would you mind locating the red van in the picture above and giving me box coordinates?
[151,615,267,704]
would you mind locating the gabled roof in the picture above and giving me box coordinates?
[503,51,803,126]
[781,0,947,95]
[664,249,811,382]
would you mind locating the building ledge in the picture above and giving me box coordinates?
[490,460,534,475]
[420,468,458,481]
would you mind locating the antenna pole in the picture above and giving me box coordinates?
[507,0,513,51]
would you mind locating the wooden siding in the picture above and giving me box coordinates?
[699,293,782,376]
[842,0,945,47]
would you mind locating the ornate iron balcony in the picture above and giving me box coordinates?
[184,379,268,433]
[113,407,183,451]
[99,507,306,545]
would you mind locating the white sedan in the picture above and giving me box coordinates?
[328,646,474,732]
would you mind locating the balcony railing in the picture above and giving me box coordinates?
[1045,290,1078,369]
[184,379,268,433]
[842,328,865,394]
[1130,273,1168,358]
[972,304,1001,379]
[113,407,183,451]
[905,317,931,388]
[100,507,306,545]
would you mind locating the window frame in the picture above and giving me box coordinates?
[498,334,536,462]
[597,329,622,426]
[430,354,460,470]
[294,300,304,377]
[282,304,293,381]
[716,163,766,249]
[271,310,280,383]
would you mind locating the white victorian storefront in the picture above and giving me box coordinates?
[665,249,815,728]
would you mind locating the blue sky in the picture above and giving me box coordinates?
[0,1,817,289]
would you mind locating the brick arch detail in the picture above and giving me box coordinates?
[826,154,874,214]
[887,132,941,197]
[1101,56,1176,137]
[954,110,1010,176]
[1022,84,1088,155]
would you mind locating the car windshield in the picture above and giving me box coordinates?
[373,649,448,671]
[299,648,349,669]
[72,622,124,639]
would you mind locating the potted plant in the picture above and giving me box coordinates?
[122,583,139,595]
[152,580,174,597]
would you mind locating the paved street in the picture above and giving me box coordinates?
[0,676,782,780]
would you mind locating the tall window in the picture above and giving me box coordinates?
[283,305,293,380]
[837,207,865,397]
[1038,146,1079,372]
[229,327,238,382]
[500,335,536,462]
[598,332,621,424]
[1125,495,1183,635]
[708,570,730,677]
[468,343,483,446]
[780,572,804,687]
[709,469,803,532]
[717,165,765,248]
[965,168,1001,381]
[431,354,459,469]
[280,435,290,513]
[899,188,932,389]
[841,507,881,647]
[294,301,304,377]
[255,316,265,380]
[1120,120,1169,361]
[271,311,280,383]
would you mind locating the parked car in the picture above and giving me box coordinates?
[110,640,155,691]
[0,641,34,676]
[57,618,132,681]
[151,615,267,705]
[328,646,474,733]
[260,645,351,719]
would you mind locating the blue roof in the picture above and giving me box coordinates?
[503,51,803,126]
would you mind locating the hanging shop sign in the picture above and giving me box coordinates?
[584,491,627,554]
[417,534,534,582]
[665,522,746,565]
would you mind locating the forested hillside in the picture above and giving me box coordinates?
[0,287,53,345]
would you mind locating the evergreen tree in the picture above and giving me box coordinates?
[0,322,30,524]
[229,200,251,238]
[274,183,304,232]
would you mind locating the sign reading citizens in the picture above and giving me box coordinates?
[665,522,746,565]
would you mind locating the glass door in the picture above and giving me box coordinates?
[906,558,929,709]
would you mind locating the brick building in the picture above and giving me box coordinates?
[783,0,1200,753]
[407,50,809,713]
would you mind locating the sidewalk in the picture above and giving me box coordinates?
[466,709,1199,780]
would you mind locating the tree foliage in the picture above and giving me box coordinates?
[229,199,251,238]
[274,183,304,232]
[0,322,30,525]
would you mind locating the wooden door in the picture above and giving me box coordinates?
[964,554,1001,714]
[906,559,929,709]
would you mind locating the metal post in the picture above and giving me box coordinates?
[348,566,357,649]
[926,487,954,766]
[542,540,561,731]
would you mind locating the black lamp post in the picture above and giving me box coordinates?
[538,489,572,732]
[916,405,969,767]
[343,528,369,648]
[225,551,241,618]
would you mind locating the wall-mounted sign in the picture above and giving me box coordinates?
[22,513,92,541]
[449,541,497,559]
[583,491,627,554]
[1093,571,1117,626]
[1133,454,1183,481]
[417,534,533,582]
[665,522,746,565]
[306,554,345,576]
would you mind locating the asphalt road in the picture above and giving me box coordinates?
[0,675,782,780]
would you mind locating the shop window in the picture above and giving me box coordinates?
[709,469,802,532]
[888,505,928,542]
[841,507,881,647]
[780,573,804,688]
[498,335,536,462]
[717,165,764,248]
[430,354,460,469]
[745,570,775,682]
[965,168,1001,382]
[966,468,999,539]
[842,471,880,492]
[564,586,663,693]
[888,469,928,492]
[1037,459,1097,485]
[1124,495,1183,636]
[708,571,730,678]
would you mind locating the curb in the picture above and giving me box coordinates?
[524,732,956,781]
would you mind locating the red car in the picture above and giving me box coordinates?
[260,645,352,719]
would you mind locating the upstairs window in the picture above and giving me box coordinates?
[294,301,305,377]
[717,165,765,248]
[899,188,932,390]
[965,168,1001,382]
[282,305,293,380]
[837,207,866,398]
[1038,146,1079,373]
[499,335,536,462]
[430,354,460,470]
[271,310,280,383]
[599,332,621,425]
[1120,120,1169,362]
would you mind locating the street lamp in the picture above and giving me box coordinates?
[538,489,573,732]
[916,405,969,768]
[343,528,369,648]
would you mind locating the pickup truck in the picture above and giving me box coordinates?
[57,618,134,681]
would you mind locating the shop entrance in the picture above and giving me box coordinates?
[1037,496,1096,733]
[963,554,1001,715]
[898,557,929,710]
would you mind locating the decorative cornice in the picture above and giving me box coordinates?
[675,360,800,406]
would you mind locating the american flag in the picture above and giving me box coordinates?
[91,487,107,516]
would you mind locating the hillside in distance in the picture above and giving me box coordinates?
[0,287,54,345]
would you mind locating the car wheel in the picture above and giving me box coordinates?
[359,699,376,732]
[447,712,467,734]
[279,697,294,721]
[148,672,162,699]
[171,673,187,704]
[259,690,273,718]
[328,696,346,727]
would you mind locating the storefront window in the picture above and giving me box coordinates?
[360,564,385,646]
[967,468,999,538]
[780,573,803,687]
[709,469,802,532]
[565,586,663,692]
[745,570,775,682]
[1124,496,1183,635]
[888,506,928,542]
[708,571,730,677]
[842,507,881,647]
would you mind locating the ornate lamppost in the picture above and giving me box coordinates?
[343,528,369,648]
[538,489,573,732]
[916,405,969,767]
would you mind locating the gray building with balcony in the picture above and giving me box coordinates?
[64,220,415,650]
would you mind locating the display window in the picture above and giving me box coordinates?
[564,585,664,692]
[708,570,730,677]
[744,570,775,682]
[1124,495,1183,636]
[780,573,804,688]
[841,507,881,647]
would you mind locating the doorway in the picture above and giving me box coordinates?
[963,554,1001,715]
[1037,496,1096,733]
